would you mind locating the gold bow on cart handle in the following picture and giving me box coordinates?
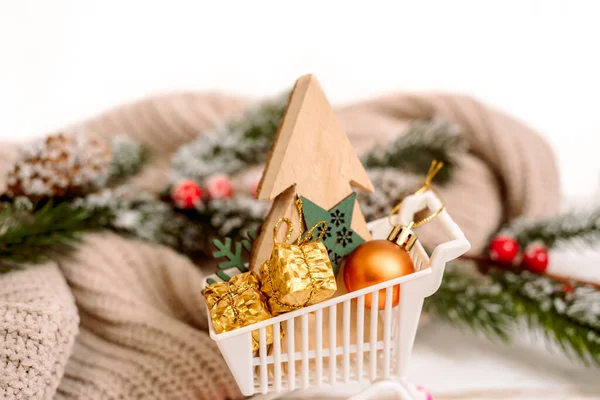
[388,160,446,227]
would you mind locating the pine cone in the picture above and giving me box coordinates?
[6,133,111,198]
[358,168,421,221]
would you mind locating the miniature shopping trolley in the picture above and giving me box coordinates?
[205,190,470,399]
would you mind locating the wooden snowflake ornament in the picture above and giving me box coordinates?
[251,74,374,269]
[205,231,257,287]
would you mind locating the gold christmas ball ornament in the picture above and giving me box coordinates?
[343,224,417,310]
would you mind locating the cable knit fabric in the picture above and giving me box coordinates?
[55,234,240,400]
[0,264,78,399]
[0,91,560,399]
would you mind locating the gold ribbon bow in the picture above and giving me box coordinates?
[273,198,328,245]
[389,160,446,227]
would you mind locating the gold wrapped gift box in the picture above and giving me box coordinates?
[260,239,337,316]
[204,272,275,351]
[205,211,338,351]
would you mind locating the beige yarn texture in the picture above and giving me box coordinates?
[0,91,560,399]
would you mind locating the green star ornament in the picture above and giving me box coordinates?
[299,193,365,275]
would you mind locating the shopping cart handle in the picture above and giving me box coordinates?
[393,190,471,296]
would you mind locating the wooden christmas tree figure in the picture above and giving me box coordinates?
[252,74,374,269]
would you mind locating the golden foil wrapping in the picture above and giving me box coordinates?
[260,240,337,315]
[204,272,273,351]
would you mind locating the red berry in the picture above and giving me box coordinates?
[522,244,549,273]
[205,174,234,199]
[563,284,574,294]
[489,235,520,265]
[171,180,203,209]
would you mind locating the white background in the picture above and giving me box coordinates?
[1,1,600,199]
[2,1,600,398]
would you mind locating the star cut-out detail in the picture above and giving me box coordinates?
[300,193,365,275]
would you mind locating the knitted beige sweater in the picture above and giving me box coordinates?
[0,92,560,399]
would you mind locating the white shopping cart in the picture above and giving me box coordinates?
[206,190,470,399]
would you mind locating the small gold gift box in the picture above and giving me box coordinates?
[204,272,274,351]
[260,217,337,315]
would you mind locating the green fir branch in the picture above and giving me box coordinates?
[427,262,600,366]
[507,209,600,249]
[201,195,268,238]
[566,286,600,331]
[170,96,468,187]
[492,269,600,366]
[230,96,289,162]
[424,264,514,340]
[78,188,209,258]
[358,169,422,221]
[362,118,467,183]
[0,199,102,269]
[107,135,148,183]
[167,105,469,240]
[170,93,289,183]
